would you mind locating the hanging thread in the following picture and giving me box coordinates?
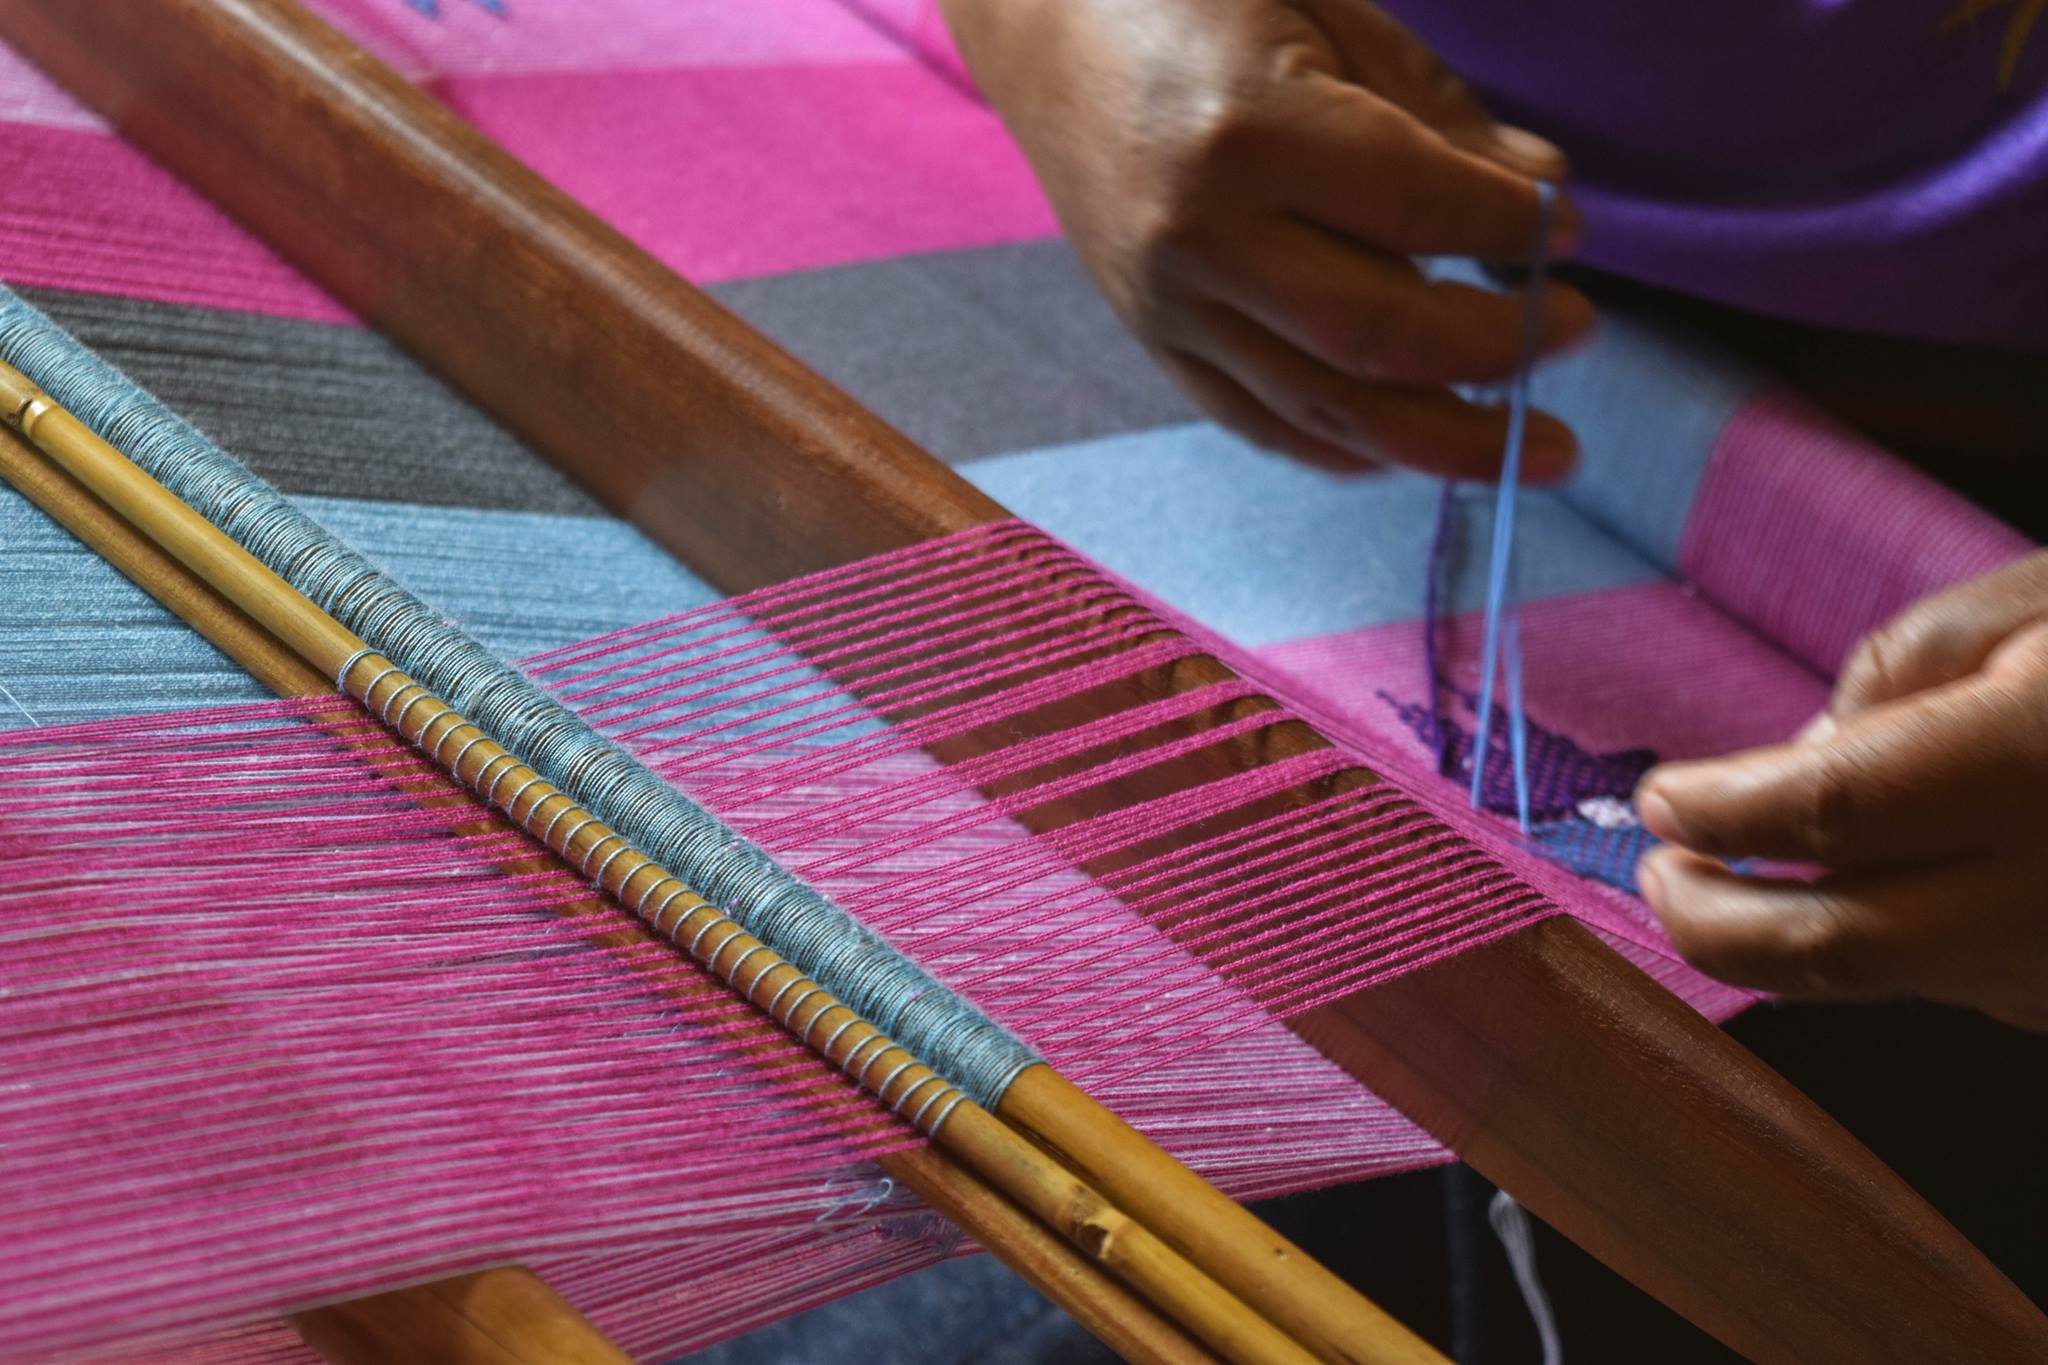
[1466,181,1557,834]
[0,677,37,726]
[1489,1190,1564,1365]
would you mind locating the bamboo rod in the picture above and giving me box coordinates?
[0,421,1220,1365]
[999,1069,1441,1365]
[0,363,1348,1365]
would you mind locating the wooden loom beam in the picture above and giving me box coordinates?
[0,1,2042,1360]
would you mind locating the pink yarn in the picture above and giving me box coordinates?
[0,523,1582,1359]
[1680,394,2033,674]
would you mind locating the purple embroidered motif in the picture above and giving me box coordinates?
[1528,816,1658,893]
[1381,688,1656,821]
[1383,686,1664,892]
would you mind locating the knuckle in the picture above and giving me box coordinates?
[1294,395,1358,445]
[1793,752,1861,862]
[1309,305,1399,377]
[1778,893,1874,995]
[1126,206,1207,298]
[1841,626,1904,703]
[1163,87,1279,195]
[1285,381,1383,448]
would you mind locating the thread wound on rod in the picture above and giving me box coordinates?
[340,651,966,1137]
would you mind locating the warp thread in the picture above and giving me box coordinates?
[0,284,1040,1107]
[403,0,508,19]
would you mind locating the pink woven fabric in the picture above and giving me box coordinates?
[308,0,905,78]
[1257,580,1827,772]
[834,0,977,88]
[1,525,1559,1361]
[434,64,1053,284]
[0,1,1053,320]
[1678,393,2033,674]
[0,124,350,322]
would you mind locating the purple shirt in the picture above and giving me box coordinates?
[1380,1,2048,346]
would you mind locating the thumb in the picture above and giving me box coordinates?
[1636,676,2024,868]
[1834,552,2048,718]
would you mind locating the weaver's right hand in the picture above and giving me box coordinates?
[939,0,1595,478]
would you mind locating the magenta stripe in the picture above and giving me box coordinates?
[831,0,976,89]
[434,64,1056,284]
[309,0,905,79]
[0,124,349,322]
[1678,393,2034,675]
[1256,580,1829,771]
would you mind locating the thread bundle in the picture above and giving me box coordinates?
[0,283,1035,1108]
[0,522,1545,1358]
[0,277,1567,1358]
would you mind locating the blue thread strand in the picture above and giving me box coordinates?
[1467,182,1555,833]
[1420,479,1457,776]
[0,284,1039,1107]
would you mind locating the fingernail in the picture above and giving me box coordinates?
[1635,784,1684,844]
[1635,847,1667,905]
[1493,124,1566,170]
[1796,711,1837,744]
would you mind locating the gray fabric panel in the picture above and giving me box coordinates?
[21,238,1195,510]
[707,240,1196,462]
[16,285,605,515]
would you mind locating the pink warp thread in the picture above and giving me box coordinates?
[0,521,1565,1360]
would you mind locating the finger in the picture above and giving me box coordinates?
[1158,349,1381,473]
[1641,845,2048,1014]
[1638,847,1968,1000]
[1834,551,2048,717]
[1636,677,2038,867]
[1444,123,1572,183]
[1194,218,1595,386]
[1295,0,1572,179]
[1260,76,1581,260]
[1171,303,1577,480]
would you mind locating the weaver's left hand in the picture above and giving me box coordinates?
[1634,551,2048,1031]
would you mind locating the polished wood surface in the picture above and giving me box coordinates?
[2,2,2043,1360]
[289,1269,636,1365]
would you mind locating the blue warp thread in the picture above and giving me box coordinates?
[0,284,1041,1108]
[403,0,508,19]
[1465,182,1557,834]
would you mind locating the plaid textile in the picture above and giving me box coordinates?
[0,2,2033,1356]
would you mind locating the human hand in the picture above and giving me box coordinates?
[1636,552,2048,1031]
[939,0,1594,476]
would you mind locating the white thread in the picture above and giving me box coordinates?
[1489,1190,1562,1365]
[906,1083,955,1131]
[892,1074,945,1115]
[0,678,40,727]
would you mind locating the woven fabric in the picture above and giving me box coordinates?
[0,1,2036,1357]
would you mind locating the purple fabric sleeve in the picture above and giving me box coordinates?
[1379,0,2048,345]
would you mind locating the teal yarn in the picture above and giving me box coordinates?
[0,283,1041,1108]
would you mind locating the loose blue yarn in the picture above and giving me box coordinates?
[1466,182,1556,835]
[0,284,1039,1107]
